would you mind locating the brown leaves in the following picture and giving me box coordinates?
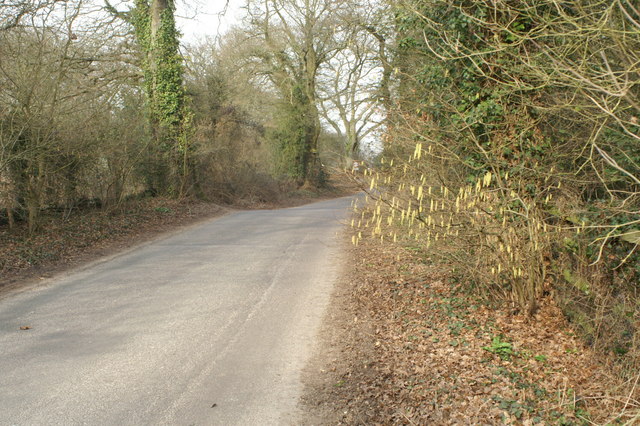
[302,235,639,424]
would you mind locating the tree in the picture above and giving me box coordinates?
[316,4,388,161]
[126,0,189,195]
[0,0,143,231]
[0,0,61,31]
[245,0,350,185]
[183,36,278,202]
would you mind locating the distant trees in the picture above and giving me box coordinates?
[243,0,339,185]
[316,2,390,161]
[183,36,281,203]
[241,0,390,182]
[0,0,389,234]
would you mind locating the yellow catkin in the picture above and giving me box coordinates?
[483,171,492,187]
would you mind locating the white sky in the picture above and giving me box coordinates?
[176,0,246,44]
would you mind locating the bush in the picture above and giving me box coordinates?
[353,0,640,368]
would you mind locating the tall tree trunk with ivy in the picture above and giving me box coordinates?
[131,0,189,195]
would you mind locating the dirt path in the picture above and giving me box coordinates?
[300,237,640,424]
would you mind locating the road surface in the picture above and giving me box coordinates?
[0,196,354,425]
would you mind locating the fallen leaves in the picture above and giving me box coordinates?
[301,235,640,424]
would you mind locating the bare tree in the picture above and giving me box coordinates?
[0,0,142,231]
[316,5,388,161]
[0,0,62,30]
[244,0,351,185]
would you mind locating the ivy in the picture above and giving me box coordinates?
[132,0,186,132]
[268,84,311,181]
[129,0,191,194]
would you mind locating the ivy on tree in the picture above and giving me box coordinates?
[130,0,190,194]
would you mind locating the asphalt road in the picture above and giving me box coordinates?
[0,196,354,425]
